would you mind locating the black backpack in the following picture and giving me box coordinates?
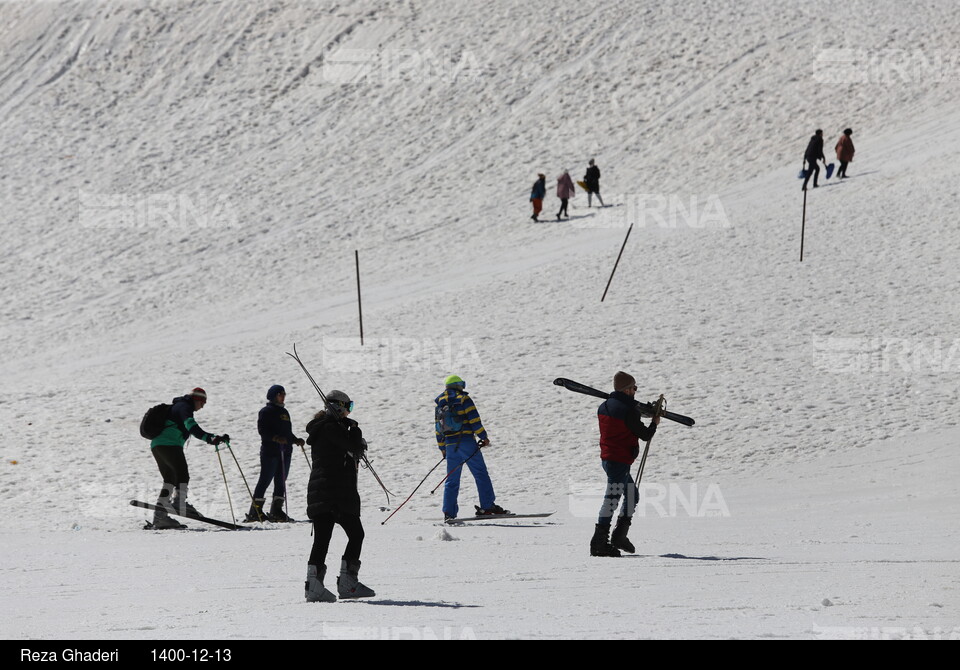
[140,403,171,439]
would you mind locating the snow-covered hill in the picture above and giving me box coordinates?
[1,0,959,640]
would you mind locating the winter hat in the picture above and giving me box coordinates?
[444,374,465,388]
[191,387,207,400]
[327,390,352,411]
[844,128,853,135]
[613,371,636,392]
[267,385,285,401]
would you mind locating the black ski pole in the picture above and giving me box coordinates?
[601,222,633,302]
[381,455,446,525]
[286,344,395,504]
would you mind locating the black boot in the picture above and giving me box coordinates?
[244,498,267,523]
[590,523,621,557]
[268,496,292,522]
[610,516,635,553]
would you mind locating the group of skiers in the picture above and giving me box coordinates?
[530,159,604,222]
[802,127,857,191]
[145,374,513,603]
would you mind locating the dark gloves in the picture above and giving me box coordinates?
[211,434,230,446]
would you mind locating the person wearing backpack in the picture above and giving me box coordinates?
[245,384,306,523]
[529,173,546,222]
[148,387,230,529]
[434,375,508,521]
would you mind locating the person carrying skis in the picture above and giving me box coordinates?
[435,375,508,521]
[530,173,546,222]
[591,371,659,557]
[304,390,375,602]
[802,129,827,191]
[584,158,604,207]
[246,384,305,523]
[149,387,230,529]
[556,169,576,220]
[835,128,855,179]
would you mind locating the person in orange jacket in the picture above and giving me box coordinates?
[835,128,855,179]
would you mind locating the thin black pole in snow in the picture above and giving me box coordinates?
[355,250,364,345]
[800,188,807,262]
[601,222,634,302]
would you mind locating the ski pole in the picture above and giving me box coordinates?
[381,456,446,525]
[215,444,236,524]
[224,441,259,515]
[360,451,396,505]
[300,442,312,470]
[634,395,665,490]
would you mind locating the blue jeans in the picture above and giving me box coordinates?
[597,460,637,526]
[253,446,293,499]
[442,438,495,518]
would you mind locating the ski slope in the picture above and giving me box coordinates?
[1,0,959,640]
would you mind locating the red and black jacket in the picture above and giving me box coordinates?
[598,391,657,464]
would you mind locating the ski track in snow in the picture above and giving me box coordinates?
[1,0,959,640]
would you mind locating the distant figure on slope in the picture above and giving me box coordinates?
[835,128,855,179]
[530,173,546,222]
[556,169,576,220]
[802,129,826,191]
[591,371,659,557]
[435,375,508,521]
[584,158,604,207]
[149,387,230,529]
[245,385,305,523]
[304,390,375,602]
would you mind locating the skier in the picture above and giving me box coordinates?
[802,129,827,191]
[148,388,230,529]
[583,158,604,207]
[835,128,855,179]
[435,375,508,521]
[530,173,546,222]
[246,385,305,523]
[556,169,576,220]
[303,390,375,602]
[591,371,659,557]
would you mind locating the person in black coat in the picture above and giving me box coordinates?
[584,158,605,207]
[303,390,375,602]
[245,385,305,523]
[802,129,826,191]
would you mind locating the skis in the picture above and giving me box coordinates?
[445,512,555,523]
[553,378,695,426]
[131,500,250,531]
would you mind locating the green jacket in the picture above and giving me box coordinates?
[150,396,215,449]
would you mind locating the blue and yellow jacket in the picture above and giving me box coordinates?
[434,388,488,449]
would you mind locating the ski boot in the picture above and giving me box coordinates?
[474,504,510,516]
[337,559,375,599]
[590,523,621,557]
[305,564,337,603]
[610,516,635,554]
[244,498,268,523]
[268,496,293,522]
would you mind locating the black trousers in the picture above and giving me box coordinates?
[837,160,849,177]
[803,161,820,189]
[309,512,365,566]
[152,444,189,501]
[557,198,569,217]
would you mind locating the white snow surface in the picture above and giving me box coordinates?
[2,0,960,640]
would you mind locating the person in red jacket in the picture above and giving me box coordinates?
[591,371,659,557]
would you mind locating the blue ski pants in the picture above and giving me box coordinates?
[442,439,495,518]
[597,460,637,526]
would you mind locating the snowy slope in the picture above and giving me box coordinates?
[1,0,960,640]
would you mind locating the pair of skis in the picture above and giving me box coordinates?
[553,378,695,426]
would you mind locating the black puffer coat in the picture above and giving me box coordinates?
[305,411,365,519]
